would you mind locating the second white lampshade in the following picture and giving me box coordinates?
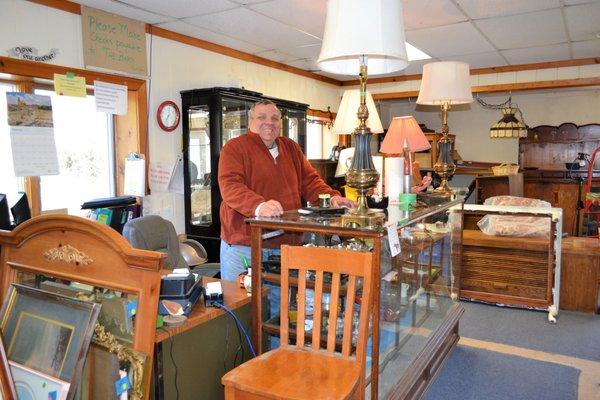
[417,61,473,105]
[332,89,384,135]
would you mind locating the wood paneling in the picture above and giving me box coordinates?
[560,237,600,313]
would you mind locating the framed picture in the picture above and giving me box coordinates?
[0,284,100,399]
[9,360,69,400]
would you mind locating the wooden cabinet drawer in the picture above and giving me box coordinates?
[461,278,547,300]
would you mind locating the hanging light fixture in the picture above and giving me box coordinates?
[477,96,528,138]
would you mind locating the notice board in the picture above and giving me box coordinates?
[81,6,148,77]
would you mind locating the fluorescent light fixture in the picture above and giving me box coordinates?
[406,42,431,61]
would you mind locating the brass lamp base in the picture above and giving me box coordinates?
[342,208,385,229]
[432,130,456,195]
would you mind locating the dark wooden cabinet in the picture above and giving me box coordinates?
[180,87,308,260]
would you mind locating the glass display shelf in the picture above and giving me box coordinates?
[247,195,464,400]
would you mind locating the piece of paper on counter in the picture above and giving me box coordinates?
[94,80,127,115]
[10,126,59,176]
[124,155,145,197]
[54,73,86,97]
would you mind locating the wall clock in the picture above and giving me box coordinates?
[157,100,180,132]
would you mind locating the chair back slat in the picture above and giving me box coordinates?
[326,272,341,352]
[311,270,324,350]
[296,268,306,347]
[280,245,374,363]
[280,249,290,347]
[341,275,356,356]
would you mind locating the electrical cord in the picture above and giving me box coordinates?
[213,302,257,357]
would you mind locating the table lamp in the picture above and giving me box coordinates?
[416,61,473,194]
[318,0,408,228]
[380,116,431,196]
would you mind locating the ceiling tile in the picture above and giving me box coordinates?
[440,51,507,68]
[156,20,267,54]
[249,0,325,38]
[565,2,600,41]
[183,7,320,50]
[119,0,239,19]
[280,44,322,61]
[572,39,600,58]
[75,0,174,24]
[457,0,559,19]
[229,0,277,4]
[403,59,436,75]
[564,0,599,5]
[475,9,566,49]
[253,49,296,62]
[406,22,495,58]
[402,0,467,30]
[501,43,570,64]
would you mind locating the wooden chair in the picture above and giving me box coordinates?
[221,245,374,400]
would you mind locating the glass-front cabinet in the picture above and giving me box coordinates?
[247,196,464,399]
[181,87,308,261]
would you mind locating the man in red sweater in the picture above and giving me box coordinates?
[218,99,354,281]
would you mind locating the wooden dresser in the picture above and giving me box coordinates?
[460,207,560,312]
[462,229,553,308]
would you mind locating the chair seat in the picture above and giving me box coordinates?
[222,347,361,400]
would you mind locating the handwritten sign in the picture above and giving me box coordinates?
[81,6,147,77]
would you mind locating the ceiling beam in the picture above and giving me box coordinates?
[372,77,600,101]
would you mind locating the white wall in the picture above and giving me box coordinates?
[379,89,600,163]
[0,0,342,232]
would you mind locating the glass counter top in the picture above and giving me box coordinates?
[246,194,464,235]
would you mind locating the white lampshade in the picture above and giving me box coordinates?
[332,90,383,135]
[317,0,408,76]
[417,62,473,105]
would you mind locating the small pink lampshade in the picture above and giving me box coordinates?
[380,116,431,154]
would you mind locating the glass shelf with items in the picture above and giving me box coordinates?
[247,195,464,400]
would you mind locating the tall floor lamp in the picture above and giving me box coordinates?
[416,62,473,194]
[318,0,408,228]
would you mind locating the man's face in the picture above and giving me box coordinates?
[249,104,281,144]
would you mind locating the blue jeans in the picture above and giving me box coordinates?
[220,240,281,349]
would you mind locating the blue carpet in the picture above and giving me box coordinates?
[459,301,600,361]
[424,345,580,400]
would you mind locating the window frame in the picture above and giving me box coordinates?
[0,56,148,216]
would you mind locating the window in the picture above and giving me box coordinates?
[306,122,323,160]
[35,89,115,215]
[0,82,24,206]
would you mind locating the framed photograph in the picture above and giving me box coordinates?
[9,360,69,400]
[0,284,100,399]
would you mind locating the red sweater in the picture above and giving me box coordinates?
[218,131,340,246]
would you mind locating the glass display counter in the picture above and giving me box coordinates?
[247,195,464,399]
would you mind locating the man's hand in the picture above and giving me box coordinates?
[258,199,284,217]
[331,195,356,209]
